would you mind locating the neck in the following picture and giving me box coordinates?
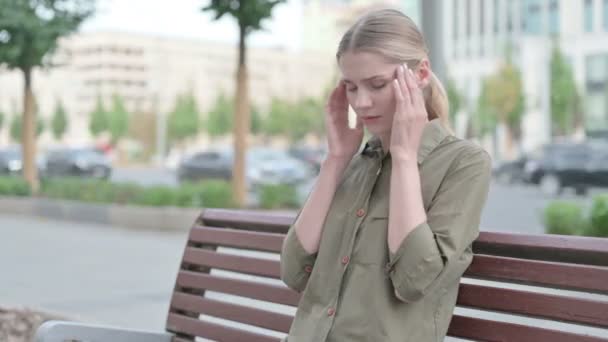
[377,132,391,154]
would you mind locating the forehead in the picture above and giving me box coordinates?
[338,51,397,81]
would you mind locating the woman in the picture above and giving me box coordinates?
[280,8,491,342]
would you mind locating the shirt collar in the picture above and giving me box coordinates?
[360,119,450,164]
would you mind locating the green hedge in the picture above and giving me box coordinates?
[0,176,238,209]
[544,195,608,237]
[259,184,299,209]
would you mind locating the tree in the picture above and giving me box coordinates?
[0,0,94,192]
[550,43,580,137]
[107,95,129,144]
[263,97,290,137]
[128,111,157,161]
[475,79,499,137]
[168,92,200,145]
[0,111,4,132]
[446,78,462,128]
[89,96,109,137]
[10,115,44,143]
[51,100,68,140]
[288,97,324,143]
[205,92,233,138]
[203,0,286,207]
[250,105,262,135]
[483,60,525,158]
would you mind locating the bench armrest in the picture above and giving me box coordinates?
[35,320,173,342]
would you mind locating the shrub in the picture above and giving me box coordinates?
[543,201,587,236]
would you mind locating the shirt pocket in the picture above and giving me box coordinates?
[351,214,389,267]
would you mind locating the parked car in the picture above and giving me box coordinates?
[0,146,47,176]
[492,155,528,185]
[522,142,608,196]
[177,149,232,183]
[177,147,313,188]
[288,145,326,173]
[45,147,112,180]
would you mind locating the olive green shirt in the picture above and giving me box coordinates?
[280,119,492,342]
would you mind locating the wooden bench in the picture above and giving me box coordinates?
[36,208,608,341]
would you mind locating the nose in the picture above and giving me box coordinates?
[353,90,372,110]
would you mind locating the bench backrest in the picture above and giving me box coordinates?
[165,209,608,342]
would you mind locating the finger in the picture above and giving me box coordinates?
[406,67,425,108]
[355,114,363,130]
[393,78,404,105]
[398,64,412,107]
[403,65,419,107]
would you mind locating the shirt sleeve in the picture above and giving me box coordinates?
[280,221,318,292]
[386,147,492,303]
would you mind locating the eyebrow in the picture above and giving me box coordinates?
[342,74,392,83]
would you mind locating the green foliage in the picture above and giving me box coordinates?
[543,201,587,236]
[205,93,232,137]
[482,61,525,138]
[475,78,499,136]
[0,176,31,196]
[177,181,235,208]
[51,100,68,140]
[202,0,286,36]
[0,111,4,131]
[0,0,94,72]
[259,184,298,209]
[587,195,608,237]
[251,105,262,135]
[10,114,44,142]
[549,43,579,136]
[446,78,461,126]
[168,92,200,144]
[107,95,129,144]
[89,96,108,137]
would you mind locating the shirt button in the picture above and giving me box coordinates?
[356,208,366,217]
[304,265,313,273]
[341,256,350,265]
[327,307,336,316]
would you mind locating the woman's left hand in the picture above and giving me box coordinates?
[390,64,428,162]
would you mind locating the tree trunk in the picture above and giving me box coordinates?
[21,67,39,194]
[232,27,250,207]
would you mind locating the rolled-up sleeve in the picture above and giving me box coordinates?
[387,148,492,303]
[280,224,318,292]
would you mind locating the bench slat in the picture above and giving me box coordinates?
[202,209,294,233]
[182,247,281,279]
[474,231,608,266]
[189,226,284,253]
[176,271,300,306]
[465,255,608,294]
[171,292,292,333]
[167,313,280,342]
[458,283,608,328]
[448,314,608,342]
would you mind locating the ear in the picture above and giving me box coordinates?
[415,59,432,88]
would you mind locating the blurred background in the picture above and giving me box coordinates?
[1,0,608,339]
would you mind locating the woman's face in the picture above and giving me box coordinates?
[338,51,429,136]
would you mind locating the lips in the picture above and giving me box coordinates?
[361,116,381,122]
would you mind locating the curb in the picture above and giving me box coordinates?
[0,196,201,232]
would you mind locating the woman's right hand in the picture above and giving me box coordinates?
[325,81,364,161]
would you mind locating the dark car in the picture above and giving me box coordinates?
[45,147,112,179]
[288,145,326,173]
[493,155,528,184]
[523,142,608,196]
[0,146,47,176]
[177,150,232,183]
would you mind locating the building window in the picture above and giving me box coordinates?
[480,0,485,56]
[507,0,514,33]
[522,0,542,34]
[493,0,500,34]
[466,0,472,38]
[585,0,594,32]
[604,0,608,31]
[585,54,608,130]
[548,0,559,34]
[453,0,459,41]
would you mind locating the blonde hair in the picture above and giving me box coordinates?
[336,8,450,130]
